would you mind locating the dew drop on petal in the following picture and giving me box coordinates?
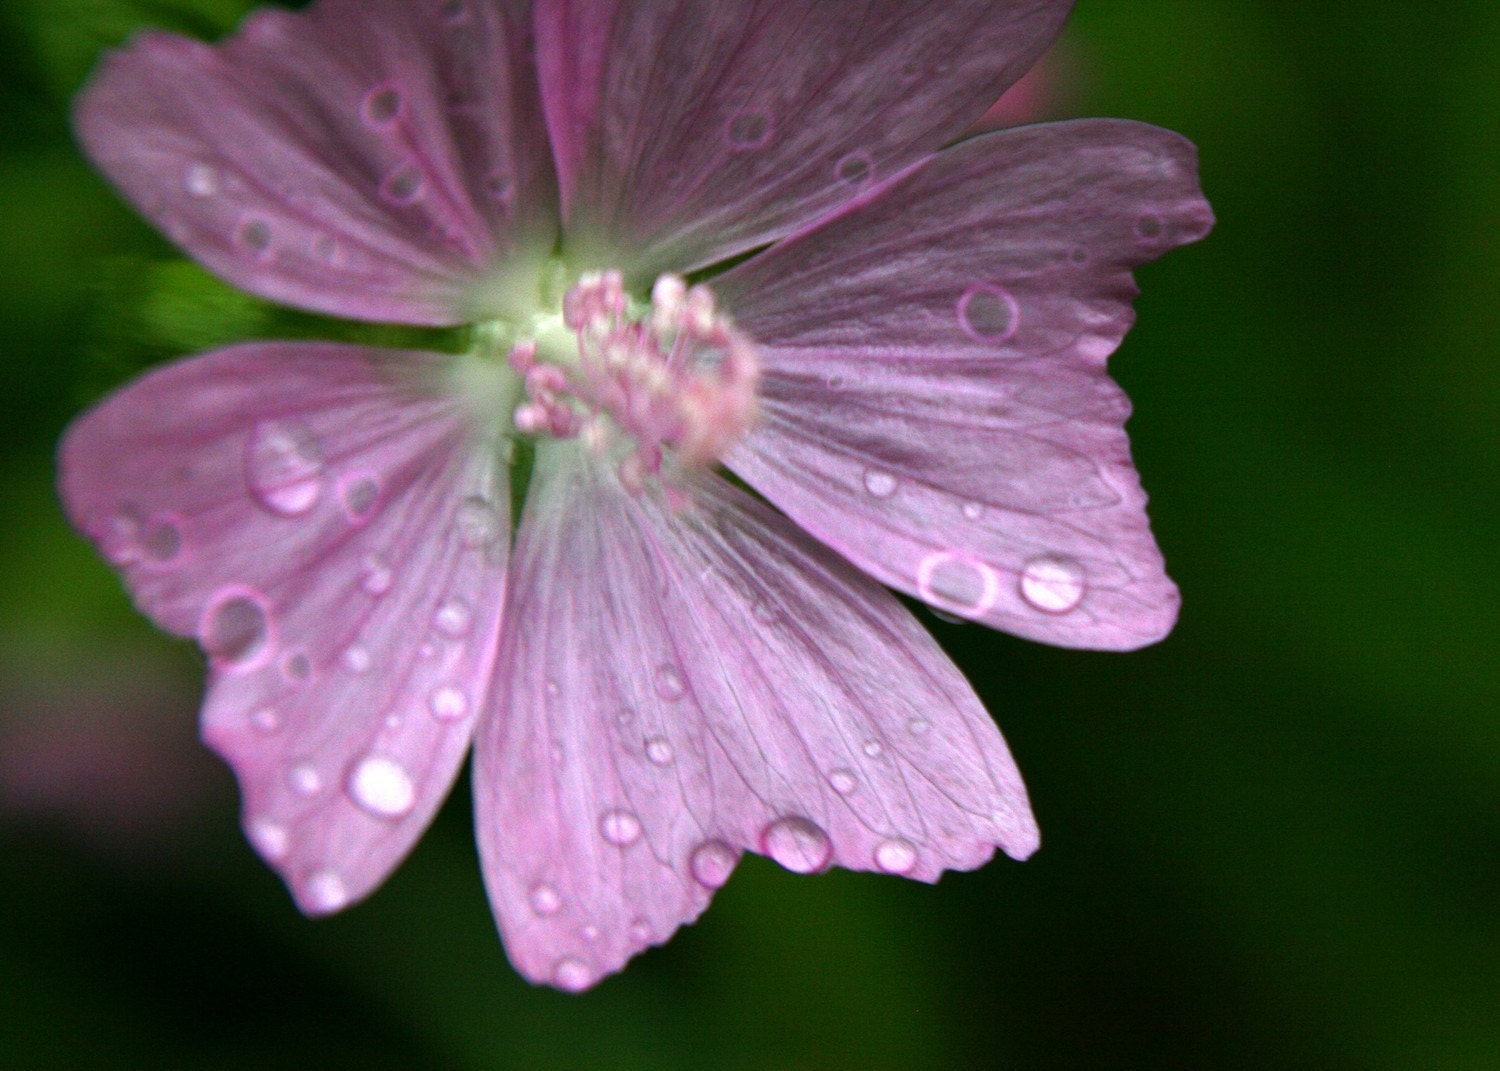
[184,162,218,197]
[552,957,593,993]
[248,818,289,860]
[628,918,653,945]
[645,736,675,766]
[360,85,402,127]
[236,217,272,258]
[873,837,918,875]
[360,556,393,596]
[917,551,1001,618]
[835,151,872,186]
[751,598,778,625]
[599,809,643,847]
[1019,555,1087,614]
[828,768,858,795]
[428,684,469,722]
[348,755,416,819]
[200,589,271,670]
[136,516,184,565]
[434,598,472,638]
[961,500,984,521]
[908,718,931,736]
[482,171,512,201]
[958,285,1020,343]
[654,663,686,701]
[342,644,372,674]
[304,870,349,913]
[689,840,737,889]
[250,707,281,735]
[1136,213,1164,239]
[725,108,771,149]
[455,496,500,548]
[338,472,380,524]
[579,924,600,943]
[761,817,833,874]
[246,420,323,516]
[288,763,323,797]
[862,739,884,758]
[380,164,424,204]
[529,882,563,917]
[862,469,897,498]
[280,650,312,683]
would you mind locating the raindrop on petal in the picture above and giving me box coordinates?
[862,469,897,498]
[654,664,685,701]
[828,768,858,795]
[185,162,218,197]
[434,598,472,638]
[428,684,469,722]
[917,551,1001,618]
[957,285,1020,342]
[835,151,872,186]
[761,817,833,874]
[599,809,643,847]
[288,763,322,797]
[961,500,984,521]
[862,739,884,758]
[873,837,918,875]
[380,164,424,204]
[347,755,416,819]
[250,708,281,735]
[304,870,349,913]
[689,840,738,889]
[1019,555,1087,614]
[360,556,393,596]
[280,650,312,683]
[725,109,771,149]
[236,217,272,258]
[246,420,323,516]
[248,818,289,860]
[455,496,500,548]
[644,737,675,766]
[337,472,381,524]
[529,882,563,917]
[552,957,593,993]
[200,589,272,670]
[342,644,372,674]
[360,85,402,127]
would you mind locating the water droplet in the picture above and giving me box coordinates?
[725,109,771,149]
[874,837,918,875]
[236,217,272,257]
[863,469,897,498]
[689,840,737,889]
[961,500,984,521]
[482,171,512,201]
[348,755,416,819]
[654,664,685,701]
[645,736,675,766]
[304,870,349,913]
[762,817,833,874]
[135,515,183,565]
[836,151,872,187]
[958,285,1020,342]
[529,882,563,917]
[455,496,500,547]
[828,768,858,795]
[246,420,323,516]
[280,650,312,683]
[751,598,778,625]
[338,472,380,524]
[862,739,884,758]
[1069,245,1091,264]
[250,707,281,734]
[361,85,402,127]
[628,918,653,944]
[599,809,643,847]
[1136,213,1164,239]
[428,684,469,722]
[434,598,471,638]
[614,707,635,728]
[248,817,289,860]
[917,551,1001,618]
[185,162,218,197]
[544,679,561,698]
[579,924,600,943]
[289,763,322,797]
[1019,555,1086,613]
[342,644,372,674]
[380,164,424,204]
[552,957,593,993]
[908,718,931,736]
[200,589,271,670]
[360,556,393,596]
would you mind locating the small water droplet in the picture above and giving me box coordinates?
[250,707,281,734]
[348,755,416,819]
[836,151,872,187]
[552,957,593,993]
[200,589,271,670]
[185,162,218,197]
[434,598,472,638]
[654,664,685,701]
[248,817,289,860]
[862,739,884,758]
[454,496,500,547]
[961,500,984,521]
[751,598,778,625]
[361,85,402,127]
[908,718,931,736]
[874,837,918,875]
[1019,555,1086,613]
[236,217,272,257]
[725,109,771,149]
[380,164,424,204]
[289,763,322,797]
[828,768,858,795]
[917,551,1001,618]
[628,918,653,944]
[863,469,897,498]
[544,679,561,698]
[246,420,323,516]
[529,882,563,917]
[1136,213,1164,238]
[958,285,1020,342]
[280,650,311,683]
[337,472,380,524]
[135,515,183,565]
[360,556,393,596]
[599,809,643,847]
[342,644,372,674]
[304,870,349,913]
[761,817,833,874]
[429,684,469,722]
[614,707,635,728]
[579,924,600,943]
[689,840,738,889]
[645,736,675,766]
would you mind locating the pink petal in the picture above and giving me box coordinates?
[536,0,1072,278]
[473,443,1035,991]
[718,120,1213,649]
[74,0,556,326]
[58,342,511,912]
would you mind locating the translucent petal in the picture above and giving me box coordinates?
[719,120,1214,649]
[58,342,511,912]
[74,0,556,325]
[473,443,1035,991]
[536,0,1072,278]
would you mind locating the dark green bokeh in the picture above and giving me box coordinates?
[2,1,1495,1067]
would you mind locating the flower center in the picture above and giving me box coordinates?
[504,269,759,494]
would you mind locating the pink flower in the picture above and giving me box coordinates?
[60,0,1212,991]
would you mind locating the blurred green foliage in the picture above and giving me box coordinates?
[1,1,1496,1068]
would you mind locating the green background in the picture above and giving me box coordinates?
[2,1,1496,1067]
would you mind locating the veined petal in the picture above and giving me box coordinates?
[74,0,556,326]
[58,343,511,912]
[536,0,1072,279]
[718,120,1214,649]
[474,442,1035,991]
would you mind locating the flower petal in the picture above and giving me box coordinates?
[74,0,556,326]
[473,443,1035,991]
[718,120,1213,649]
[536,0,1072,278]
[58,342,511,913]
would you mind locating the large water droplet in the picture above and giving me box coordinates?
[552,957,593,993]
[304,870,349,913]
[455,496,500,547]
[645,736,675,766]
[246,420,323,516]
[863,469,898,498]
[248,817,289,860]
[725,109,771,149]
[348,755,416,819]
[1019,555,1086,614]
[529,882,563,917]
[828,768,858,795]
[689,840,738,889]
[654,664,686,701]
[873,837,918,875]
[200,589,271,670]
[361,85,402,127]
[958,285,1020,342]
[288,763,322,797]
[434,598,472,638]
[599,809,643,847]
[760,816,833,874]
[428,684,469,722]
[338,472,380,525]
[917,551,1000,618]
